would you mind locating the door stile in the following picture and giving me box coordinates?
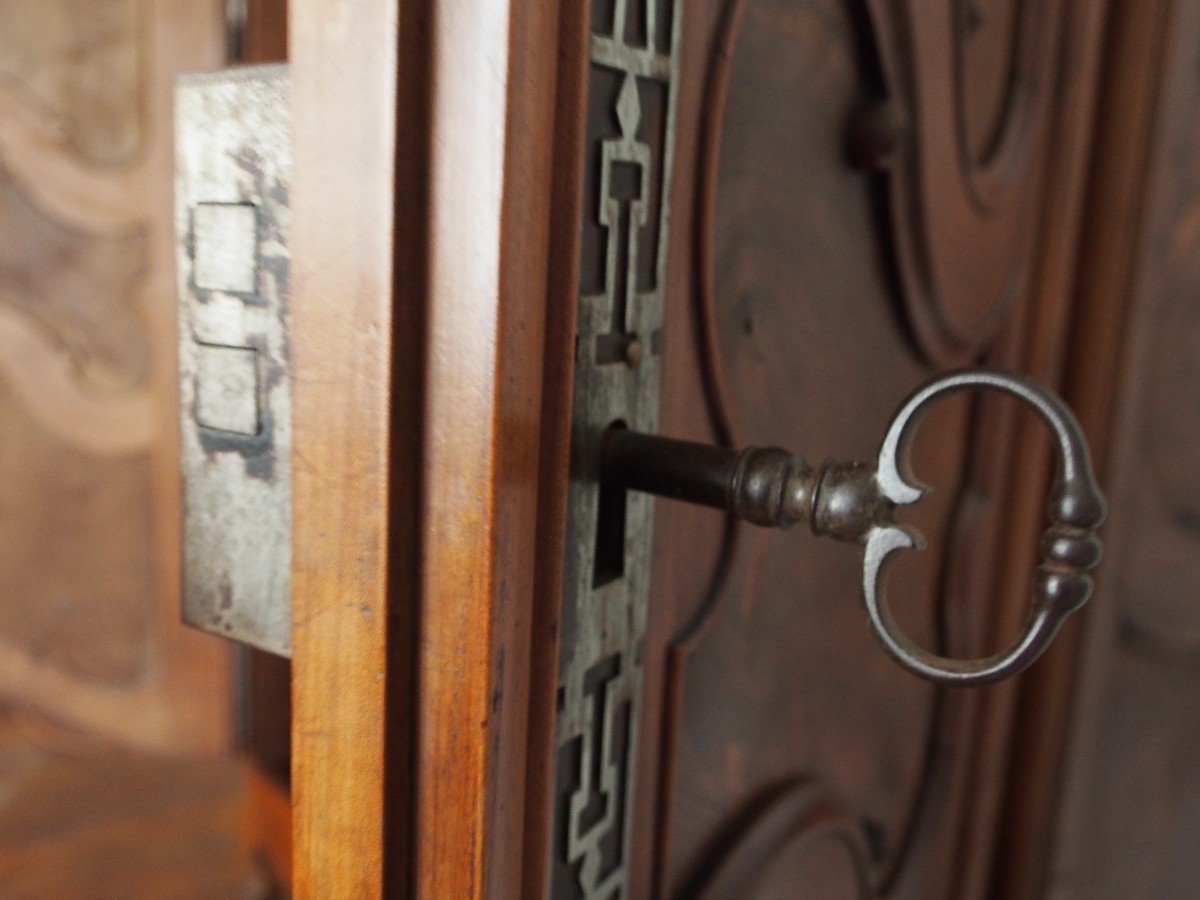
[415,0,561,896]
[290,0,564,893]
[521,0,595,895]
[289,0,409,895]
[998,0,1176,893]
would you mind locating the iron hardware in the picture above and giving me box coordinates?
[600,369,1106,686]
[176,64,292,656]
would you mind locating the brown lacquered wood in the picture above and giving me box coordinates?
[289,0,561,894]
[1002,0,1200,895]
[289,0,407,894]
[610,2,1111,897]
[521,0,592,893]
[949,1,1113,895]
[0,723,250,896]
[0,0,247,892]
[0,0,230,756]
[244,0,287,62]
[996,0,1170,895]
[416,0,560,895]
[242,756,293,891]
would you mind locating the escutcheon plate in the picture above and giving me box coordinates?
[550,2,683,896]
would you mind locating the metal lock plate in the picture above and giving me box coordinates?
[175,64,292,656]
[549,3,684,896]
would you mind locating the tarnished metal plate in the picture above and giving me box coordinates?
[549,3,683,896]
[175,64,291,656]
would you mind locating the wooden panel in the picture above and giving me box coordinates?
[864,0,1074,363]
[416,0,560,895]
[515,0,1106,894]
[996,0,1168,892]
[522,0,594,894]
[288,0,563,892]
[288,0,405,894]
[0,2,249,895]
[609,0,1108,896]
[0,0,143,165]
[959,1,1112,895]
[1012,0,1200,894]
[0,716,250,897]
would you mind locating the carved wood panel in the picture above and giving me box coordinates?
[860,0,1071,363]
[597,0,1108,895]
[1045,1,1200,894]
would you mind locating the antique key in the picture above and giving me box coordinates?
[599,369,1106,686]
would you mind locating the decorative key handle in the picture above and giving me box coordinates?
[600,369,1106,686]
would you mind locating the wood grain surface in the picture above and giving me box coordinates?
[416,0,560,895]
[289,0,406,894]
[997,0,1170,893]
[0,716,251,898]
[1009,0,1200,895]
[0,0,231,756]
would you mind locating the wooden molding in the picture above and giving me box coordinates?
[289,0,405,894]
[289,0,561,894]
[416,0,561,895]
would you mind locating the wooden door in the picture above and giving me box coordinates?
[1004,0,1200,894]
[272,0,1200,894]
[270,0,1200,895]
[635,1,1109,896]
[521,1,1113,897]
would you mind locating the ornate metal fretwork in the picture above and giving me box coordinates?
[550,1,682,897]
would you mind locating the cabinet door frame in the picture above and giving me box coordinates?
[288,0,561,895]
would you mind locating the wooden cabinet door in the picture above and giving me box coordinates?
[527,1,1111,897]
[1010,0,1200,895]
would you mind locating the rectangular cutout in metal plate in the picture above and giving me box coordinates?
[176,64,291,657]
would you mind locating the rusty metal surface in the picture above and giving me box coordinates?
[175,64,291,656]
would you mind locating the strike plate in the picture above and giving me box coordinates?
[175,64,292,657]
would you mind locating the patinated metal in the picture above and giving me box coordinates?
[601,369,1106,686]
[550,1,683,896]
[175,64,292,657]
